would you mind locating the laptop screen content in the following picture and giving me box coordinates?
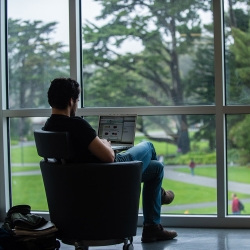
[97,115,137,147]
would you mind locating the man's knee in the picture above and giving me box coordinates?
[147,141,154,147]
[141,141,154,149]
[153,160,164,176]
[159,162,164,175]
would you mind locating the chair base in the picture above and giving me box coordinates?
[61,237,134,250]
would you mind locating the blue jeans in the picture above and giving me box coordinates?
[190,168,195,176]
[116,141,163,224]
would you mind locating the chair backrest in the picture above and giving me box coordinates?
[34,129,72,160]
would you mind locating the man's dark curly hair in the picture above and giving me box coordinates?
[48,78,80,109]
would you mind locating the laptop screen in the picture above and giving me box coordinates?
[97,115,137,146]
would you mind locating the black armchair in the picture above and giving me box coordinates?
[34,129,142,250]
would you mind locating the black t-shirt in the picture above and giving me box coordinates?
[43,114,100,163]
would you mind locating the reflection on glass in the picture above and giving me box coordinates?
[82,1,214,107]
[224,1,250,105]
[138,115,217,215]
[227,114,250,215]
[8,0,70,109]
[10,117,48,210]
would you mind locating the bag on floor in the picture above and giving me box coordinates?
[1,204,60,250]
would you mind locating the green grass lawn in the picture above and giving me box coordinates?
[173,166,250,184]
[134,136,177,156]
[12,175,48,211]
[139,178,250,214]
[12,166,40,172]
[161,179,216,204]
[169,207,218,214]
[11,145,42,163]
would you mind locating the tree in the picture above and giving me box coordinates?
[8,19,69,138]
[226,0,250,30]
[229,24,250,104]
[8,19,69,109]
[224,0,250,104]
[83,0,211,154]
[224,1,250,164]
[183,21,216,151]
[228,114,250,165]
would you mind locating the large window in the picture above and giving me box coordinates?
[82,0,214,107]
[1,0,250,228]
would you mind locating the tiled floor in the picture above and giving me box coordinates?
[1,221,249,249]
[58,227,250,250]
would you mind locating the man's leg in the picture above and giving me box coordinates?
[116,141,174,204]
[141,160,177,242]
[116,142,162,223]
[116,142,177,242]
[116,141,158,172]
[141,160,163,225]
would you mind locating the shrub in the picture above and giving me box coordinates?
[165,151,216,165]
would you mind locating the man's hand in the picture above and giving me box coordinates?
[100,139,112,147]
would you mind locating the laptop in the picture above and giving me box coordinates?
[97,114,137,151]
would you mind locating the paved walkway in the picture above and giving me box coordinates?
[160,167,250,212]
[164,167,250,195]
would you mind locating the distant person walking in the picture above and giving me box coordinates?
[231,193,241,214]
[189,159,195,176]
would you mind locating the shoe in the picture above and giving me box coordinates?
[141,224,177,242]
[161,188,175,205]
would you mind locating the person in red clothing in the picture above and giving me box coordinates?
[231,193,240,214]
[189,159,195,176]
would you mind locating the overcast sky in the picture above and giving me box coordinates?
[8,0,102,45]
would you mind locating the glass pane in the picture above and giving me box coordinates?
[47,113,217,215]
[224,1,250,104]
[138,115,217,215]
[10,117,48,210]
[227,114,250,215]
[82,0,214,107]
[8,0,70,109]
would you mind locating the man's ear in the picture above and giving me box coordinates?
[69,98,74,106]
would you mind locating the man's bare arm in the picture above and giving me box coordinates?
[88,136,115,163]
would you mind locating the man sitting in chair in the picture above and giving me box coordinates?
[43,77,177,243]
